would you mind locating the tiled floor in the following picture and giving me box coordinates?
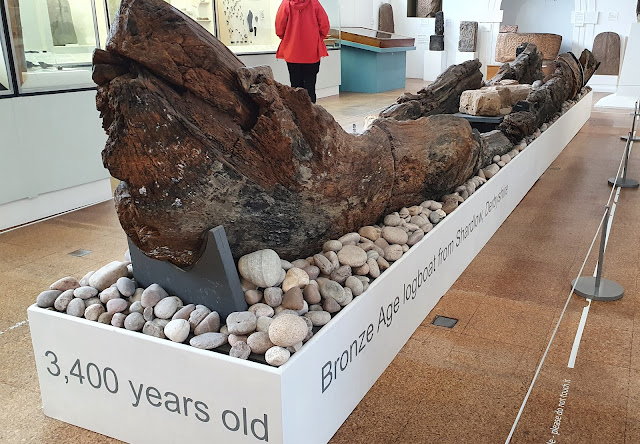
[0,83,638,443]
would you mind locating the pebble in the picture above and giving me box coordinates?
[226,311,257,335]
[154,297,179,319]
[323,240,343,252]
[367,258,381,278]
[124,312,145,331]
[265,346,291,367]
[323,297,341,313]
[442,200,458,214]
[313,254,333,275]
[172,304,196,321]
[141,283,168,308]
[324,251,340,271]
[280,259,293,271]
[274,307,298,317]
[247,332,274,354]
[408,230,424,246]
[359,226,381,241]
[330,265,352,284]
[188,306,211,331]
[493,155,501,163]
[99,287,121,304]
[228,334,249,346]
[79,271,94,287]
[354,263,370,276]
[111,313,126,328]
[281,287,304,311]
[377,256,390,271]
[282,267,310,292]
[154,318,170,329]
[85,303,105,321]
[256,316,273,333]
[264,287,284,307]
[291,259,309,269]
[129,301,144,314]
[497,161,506,167]
[366,249,379,260]
[107,298,128,314]
[230,341,251,359]
[302,265,320,280]
[384,214,403,227]
[144,306,155,322]
[194,312,221,335]
[383,244,403,261]
[89,261,129,291]
[37,290,61,308]
[309,304,323,311]
[50,276,80,292]
[66,298,86,317]
[244,289,263,305]
[483,163,500,179]
[220,325,229,335]
[338,232,360,245]
[304,310,331,326]
[190,332,228,349]
[130,288,144,303]
[345,276,364,296]
[74,286,98,300]
[142,321,166,339]
[296,300,309,316]
[54,290,75,311]
[501,154,511,164]
[429,202,442,211]
[238,249,282,288]
[340,287,354,306]
[382,226,409,245]
[268,314,309,347]
[303,284,321,304]
[319,280,347,304]
[241,277,257,292]
[98,312,114,324]
[164,319,190,342]
[116,277,136,297]
[430,210,444,224]
[249,302,276,318]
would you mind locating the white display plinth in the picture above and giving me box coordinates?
[423,50,448,81]
[455,51,478,65]
[596,23,640,109]
[28,91,593,444]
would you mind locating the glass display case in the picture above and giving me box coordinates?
[215,0,340,55]
[5,0,109,93]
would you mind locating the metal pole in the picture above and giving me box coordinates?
[622,136,631,182]
[593,206,609,294]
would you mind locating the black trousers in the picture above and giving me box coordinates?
[287,61,320,103]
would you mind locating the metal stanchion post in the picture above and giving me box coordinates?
[610,99,640,188]
[571,206,624,301]
[621,100,640,142]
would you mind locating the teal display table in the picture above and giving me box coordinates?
[339,41,416,93]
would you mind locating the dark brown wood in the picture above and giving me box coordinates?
[487,43,545,86]
[380,59,484,121]
[339,27,415,48]
[96,0,481,267]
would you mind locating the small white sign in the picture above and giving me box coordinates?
[575,11,586,27]
[608,12,619,21]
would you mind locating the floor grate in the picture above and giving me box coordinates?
[432,315,458,328]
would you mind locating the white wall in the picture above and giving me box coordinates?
[502,0,574,53]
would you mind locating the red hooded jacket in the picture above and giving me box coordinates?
[275,0,330,64]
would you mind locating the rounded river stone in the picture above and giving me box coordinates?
[141,283,168,308]
[237,249,282,288]
[268,314,308,347]
[247,331,274,354]
[337,245,367,268]
[164,319,190,342]
[229,341,251,360]
[194,312,221,335]
[124,312,145,331]
[66,298,85,317]
[190,332,228,349]
[154,297,179,319]
[37,290,62,308]
[226,311,257,335]
[265,346,291,367]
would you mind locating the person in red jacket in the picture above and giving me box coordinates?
[275,0,330,103]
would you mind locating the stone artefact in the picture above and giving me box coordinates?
[381,60,483,121]
[94,0,489,268]
[378,3,394,34]
[500,25,518,33]
[496,32,562,62]
[458,21,478,52]
[592,32,620,75]
[417,0,440,18]
[435,11,444,35]
[429,34,444,51]
[459,90,502,116]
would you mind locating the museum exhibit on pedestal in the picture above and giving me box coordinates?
[2,0,640,443]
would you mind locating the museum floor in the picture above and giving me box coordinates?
[0,81,639,443]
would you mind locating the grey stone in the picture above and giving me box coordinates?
[172,304,196,320]
[190,332,228,349]
[226,311,257,335]
[50,276,80,292]
[89,261,128,291]
[73,286,98,300]
[111,312,126,328]
[194,311,221,335]
[54,290,75,311]
[435,11,444,35]
[116,277,136,297]
[230,341,251,359]
[37,290,62,308]
[263,287,283,307]
[124,312,145,331]
[141,283,168,308]
[66,298,85,317]
[107,298,128,314]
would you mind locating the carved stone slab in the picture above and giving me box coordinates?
[378,3,394,34]
[496,33,562,62]
[430,34,444,51]
[592,32,620,75]
[458,21,478,52]
[417,0,441,18]
[500,25,518,33]
[435,11,444,35]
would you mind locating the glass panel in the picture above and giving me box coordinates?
[6,0,100,93]
[106,0,120,25]
[168,0,216,35]
[215,0,340,55]
[0,21,13,94]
